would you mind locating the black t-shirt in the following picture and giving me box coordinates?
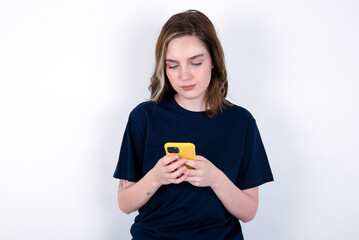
[113,96,274,240]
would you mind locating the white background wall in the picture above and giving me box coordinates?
[1,0,358,239]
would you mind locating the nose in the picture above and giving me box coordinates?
[180,65,192,81]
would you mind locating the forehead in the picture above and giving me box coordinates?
[166,35,209,59]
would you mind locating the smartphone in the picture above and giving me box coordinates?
[164,142,196,169]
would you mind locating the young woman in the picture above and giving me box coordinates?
[113,10,274,240]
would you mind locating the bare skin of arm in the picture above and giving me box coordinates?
[183,156,259,223]
[117,155,188,214]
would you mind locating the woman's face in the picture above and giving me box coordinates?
[165,35,213,106]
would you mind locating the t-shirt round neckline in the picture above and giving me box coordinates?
[169,97,207,117]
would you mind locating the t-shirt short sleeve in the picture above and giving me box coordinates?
[236,115,274,190]
[113,108,147,182]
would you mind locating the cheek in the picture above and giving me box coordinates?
[198,67,212,83]
[166,69,175,81]
[165,70,178,87]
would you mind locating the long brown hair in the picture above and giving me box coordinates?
[149,10,231,117]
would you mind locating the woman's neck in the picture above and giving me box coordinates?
[174,94,208,112]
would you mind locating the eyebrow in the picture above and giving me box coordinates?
[165,53,205,63]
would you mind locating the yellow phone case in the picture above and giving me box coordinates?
[164,142,196,168]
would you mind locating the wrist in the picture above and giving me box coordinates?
[211,168,226,190]
[147,168,161,189]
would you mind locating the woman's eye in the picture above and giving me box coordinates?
[168,65,178,69]
[192,62,202,66]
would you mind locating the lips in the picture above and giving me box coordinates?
[181,84,196,91]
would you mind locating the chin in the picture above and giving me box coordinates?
[180,93,203,101]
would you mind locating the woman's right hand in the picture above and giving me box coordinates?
[117,155,188,214]
[150,155,188,187]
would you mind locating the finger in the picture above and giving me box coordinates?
[183,169,197,177]
[162,155,179,166]
[195,155,205,161]
[171,171,188,184]
[183,159,197,169]
[169,166,187,179]
[167,158,186,172]
[185,176,201,182]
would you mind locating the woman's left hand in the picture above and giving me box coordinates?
[183,155,220,187]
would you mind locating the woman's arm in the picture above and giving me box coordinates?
[117,155,188,214]
[183,156,259,222]
[211,172,258,222]
[117,173,158,214]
